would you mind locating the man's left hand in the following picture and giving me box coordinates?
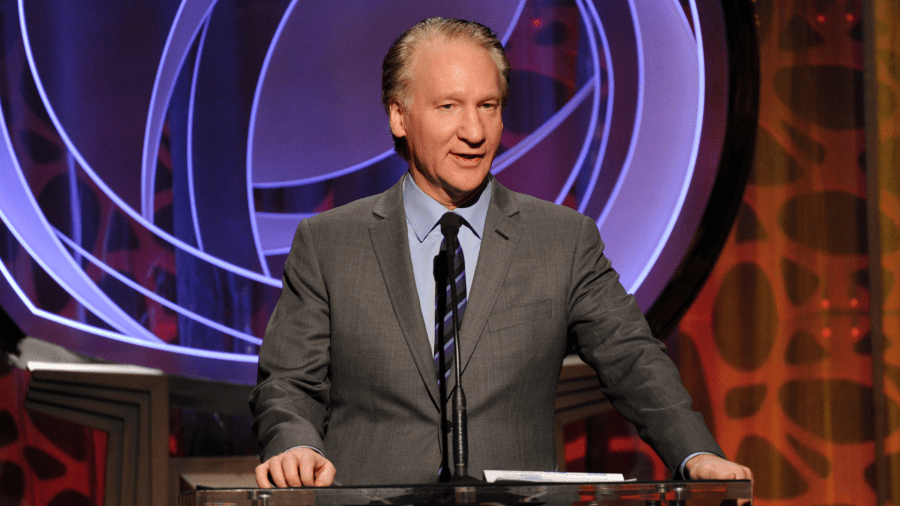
[684,453,752,480]
[684,454,752,504]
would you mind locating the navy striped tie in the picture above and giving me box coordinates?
[434,239,466,385]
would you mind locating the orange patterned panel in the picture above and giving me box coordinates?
[677,0,900,503]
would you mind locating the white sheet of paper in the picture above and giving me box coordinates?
[483,470,627,483]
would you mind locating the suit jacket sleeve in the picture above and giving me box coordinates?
[567,214,724,472]
[250,219,331,462]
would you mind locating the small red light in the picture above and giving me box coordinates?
[850,298,859,308]
[822,328,831,338]
[851,327,860,338]
[532,18,542,27]
[821,299,830,309]
[169,434,179,455]
[817,14,826,23]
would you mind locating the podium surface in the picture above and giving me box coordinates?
[180,481,751,506]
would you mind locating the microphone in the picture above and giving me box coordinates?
[439,213,469,481]
[439,212,461,251]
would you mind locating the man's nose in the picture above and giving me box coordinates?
[457,107,485,145]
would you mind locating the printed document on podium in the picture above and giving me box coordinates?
[483,470,629,483]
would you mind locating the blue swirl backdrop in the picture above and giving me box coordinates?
[0,0,730,384]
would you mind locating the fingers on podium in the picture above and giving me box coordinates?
[256,448,335,488]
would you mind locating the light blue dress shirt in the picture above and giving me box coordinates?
[402,173,492,350]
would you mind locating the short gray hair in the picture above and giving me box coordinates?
[382,17,510,160]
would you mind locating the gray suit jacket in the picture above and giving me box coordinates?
[250,176,723,485]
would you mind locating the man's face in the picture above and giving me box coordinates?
[389,38,503,209]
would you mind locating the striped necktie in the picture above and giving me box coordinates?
[434,238,466,386]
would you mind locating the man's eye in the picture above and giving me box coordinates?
[440,104,454,110]
[482,103,498,110]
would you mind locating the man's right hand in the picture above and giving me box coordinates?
[255,447,336,488]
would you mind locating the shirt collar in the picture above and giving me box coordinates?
[402,173,492,243]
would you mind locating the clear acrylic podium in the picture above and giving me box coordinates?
[179,480,751,506]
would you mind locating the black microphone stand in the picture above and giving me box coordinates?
[440,215,470,481]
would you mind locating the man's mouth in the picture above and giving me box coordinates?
[453,153,483,162]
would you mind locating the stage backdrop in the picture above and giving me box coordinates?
[0,2,756,506]
[0,0,740,384]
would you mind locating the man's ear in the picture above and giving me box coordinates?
[389,102,407,138]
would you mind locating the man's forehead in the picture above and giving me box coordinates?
[412,37,490,68]
[407,37,500,89]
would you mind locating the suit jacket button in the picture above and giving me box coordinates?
[442,420,453,433]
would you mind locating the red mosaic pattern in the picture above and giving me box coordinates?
[0,363,106,506]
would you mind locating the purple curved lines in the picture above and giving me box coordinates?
[0,109,162,342]
[7,0,276,362]
[592,0,706,300]
[187,13,216,253]
[18,0,278,287]
[558,0,609,211]
[54,232,263,346]
[142,0,218,220]
[631,0,707,294]
[492,79,597,176]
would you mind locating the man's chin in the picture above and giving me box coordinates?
[443,177,490,208]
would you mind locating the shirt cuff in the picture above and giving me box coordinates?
[676,451,713,480]
[284,445,324,457]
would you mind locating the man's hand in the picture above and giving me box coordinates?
[255,447,336,488]
[685,454,753,504]
[685,453,752,480]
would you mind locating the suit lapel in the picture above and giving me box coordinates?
[369,180,440,408]
[448,180,522,391]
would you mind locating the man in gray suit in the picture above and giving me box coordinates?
[250,17,752,488]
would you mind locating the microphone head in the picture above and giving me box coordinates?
[439,212,463,241]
